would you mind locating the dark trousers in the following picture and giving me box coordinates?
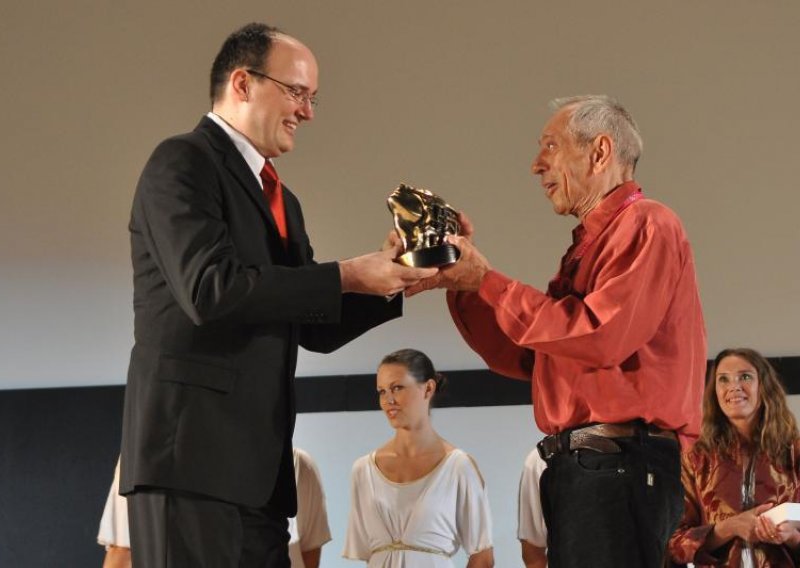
[540,432,683,568]
[127,488,290,568]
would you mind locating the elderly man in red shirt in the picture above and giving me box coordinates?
[408,95,706,568]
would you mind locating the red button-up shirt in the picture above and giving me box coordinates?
[447,181,706,445]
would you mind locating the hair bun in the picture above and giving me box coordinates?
[434,372,447,396]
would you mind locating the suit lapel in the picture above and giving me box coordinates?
[197,117,289,261]
[282,186,307,267]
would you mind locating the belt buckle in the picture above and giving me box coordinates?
[537,435,560,460]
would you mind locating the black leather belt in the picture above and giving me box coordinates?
[537,421,677,460]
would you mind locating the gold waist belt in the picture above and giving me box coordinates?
[371,540,450,557]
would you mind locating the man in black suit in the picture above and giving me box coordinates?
[119,22,435,567]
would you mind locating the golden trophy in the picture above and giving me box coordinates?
[387,183,461,268]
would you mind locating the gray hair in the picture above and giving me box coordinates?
[550,95,643,171]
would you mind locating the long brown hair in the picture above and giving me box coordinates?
[696,348,798,469]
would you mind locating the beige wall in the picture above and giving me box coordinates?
[1,1,799,388]
[788,396,800,423]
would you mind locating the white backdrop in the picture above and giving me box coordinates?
[1,1,799,389]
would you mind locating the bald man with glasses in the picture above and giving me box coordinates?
[120,22,435,568]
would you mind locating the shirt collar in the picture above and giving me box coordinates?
[580,180,642,239]
[206,112,271,186]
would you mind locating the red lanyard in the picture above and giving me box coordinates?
[572,190,643,261]
[547,190,644,299]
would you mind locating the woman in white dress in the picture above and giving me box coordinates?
[343,348,494,568]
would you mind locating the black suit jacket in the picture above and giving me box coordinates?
[120,117,401,513]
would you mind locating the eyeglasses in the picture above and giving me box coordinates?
[246,69,318,108]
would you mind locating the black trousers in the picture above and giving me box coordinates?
[127,488,290,568]
[540,432,683,568]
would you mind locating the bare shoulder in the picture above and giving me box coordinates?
[373,441,396,464]
[451,448,487,488]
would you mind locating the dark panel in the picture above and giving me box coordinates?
[295,369,532,413]
[0,386,124,567]
[773,356,800,390]
[0,356,796,566]
[294,357,800,412]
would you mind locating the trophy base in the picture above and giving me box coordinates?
[397,244,460,268]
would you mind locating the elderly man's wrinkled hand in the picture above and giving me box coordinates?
[456,211,475,242]
[404,234,491,297]
[404,273,445,297]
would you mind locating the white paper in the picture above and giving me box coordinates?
[762,502,800,524]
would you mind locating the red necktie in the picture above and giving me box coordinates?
[259,161,288,245]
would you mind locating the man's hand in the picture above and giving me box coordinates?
[457,211,475,242]
[405,233,492,297]
[339,244,438,296]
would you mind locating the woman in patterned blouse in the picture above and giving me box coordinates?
[668,348,800,567]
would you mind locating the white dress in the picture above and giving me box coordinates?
[343,449,493,567]
[97,460,130,549]
[288,448,332,568]
[517,448,548,548]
